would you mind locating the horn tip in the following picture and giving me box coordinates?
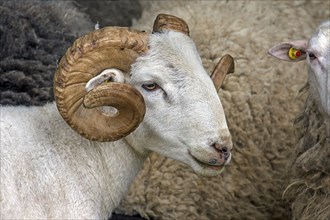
[222,54,235,74]
[153,13,189,36]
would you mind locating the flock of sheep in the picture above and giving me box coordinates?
[0,1,329,220]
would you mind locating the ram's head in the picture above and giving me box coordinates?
[54,14,234,176]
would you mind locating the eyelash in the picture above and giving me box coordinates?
[142,83,160,91]
[308,52,317,60]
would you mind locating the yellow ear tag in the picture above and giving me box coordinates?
[288,47,302,60]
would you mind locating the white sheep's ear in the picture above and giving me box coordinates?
[268,40,308,62]
[85,69,125,92]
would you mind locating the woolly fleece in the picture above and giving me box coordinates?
[0,0,143,107]
[115,1,330,220]
[0,0,93,106]
[75,0,142,27]
[285,89,330,220]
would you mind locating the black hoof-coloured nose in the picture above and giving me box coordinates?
[220,146,230,160]
[211,143,231,160]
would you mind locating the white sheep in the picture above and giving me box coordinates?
[268,20,330,118]
[116,1,329,220]
[268,20,330,220]
[0,14,234,219]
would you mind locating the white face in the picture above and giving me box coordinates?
[307,21,330,117]
[126,31,232,176]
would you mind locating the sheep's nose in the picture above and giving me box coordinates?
[211,140,232,161]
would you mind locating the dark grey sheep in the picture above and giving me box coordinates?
[0,0,142,106]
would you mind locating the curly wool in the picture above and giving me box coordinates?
[0,0,93,106]
[75,0,142,28]
[284,87,330,220]
[0,0,143,107]
[116,1,330,219]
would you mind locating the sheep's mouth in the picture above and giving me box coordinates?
[189,152,225,171]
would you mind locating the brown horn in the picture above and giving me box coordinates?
[153,13,189,36]
[210,54,235,91]
[54,27,148,142]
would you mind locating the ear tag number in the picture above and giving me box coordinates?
[288,47,302,60]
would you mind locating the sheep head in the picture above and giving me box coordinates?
[54,14,234,176]
[268,20,330,117]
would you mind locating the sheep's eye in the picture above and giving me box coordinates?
[308,52,317,60]
[142,83,159,91]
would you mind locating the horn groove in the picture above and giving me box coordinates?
[153,13,190,36]
[54,27,148,141]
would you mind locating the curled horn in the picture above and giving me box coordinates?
[153,13,190,36]
[211,54,235,91]
[54,27,148,142]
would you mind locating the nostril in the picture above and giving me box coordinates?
[220,146,228,153]
[211,142,231,160]
[221,147,230,160]
[211,142,229,152]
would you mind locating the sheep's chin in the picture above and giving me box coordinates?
[192,165,225,176]
[190,161,226,176]
[184,150,231,176]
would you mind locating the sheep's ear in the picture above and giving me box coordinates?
[268,40,308,62]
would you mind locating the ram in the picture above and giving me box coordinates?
[116,1,329,219]
[0,14,234,219]
[269,20,330,220]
